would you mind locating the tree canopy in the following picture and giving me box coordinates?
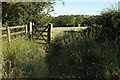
[2,2,56,26]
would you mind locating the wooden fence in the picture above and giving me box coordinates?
[0,22,53,45]
[0,24,28,44]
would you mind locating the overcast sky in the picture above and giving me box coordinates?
[50,0,119,16]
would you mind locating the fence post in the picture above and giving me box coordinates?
[48,23,53,45]
[7,26,11,45]
[32,23,34,26]
[30,22,32,33]
[78,24,80,27]
[29,22,32,40]
[25,24,28,36]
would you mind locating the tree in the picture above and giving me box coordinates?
[82,16,96,27]
[75,15,83,26]
[2,2,56,26]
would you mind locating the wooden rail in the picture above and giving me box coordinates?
[2,34,7,37]
[1,25,27,44]
[0,27,6,30]
[9,25,25,29]
[10,31,25,36]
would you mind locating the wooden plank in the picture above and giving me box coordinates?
[33,25,48,28]
[41,35,47,37]
[0,27,6,30]
[10,31,25,36]
[33,37,47,40]
[0,25,25,30]
[9,25,25,29]
[39,30,48,32]
[2,34,7,37]
[41,35,48,43]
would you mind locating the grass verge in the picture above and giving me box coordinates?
[2,38,48,78]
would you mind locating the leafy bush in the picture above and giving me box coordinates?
[2,38,48,78]
[46,32,120,78]
[95,9,120,43]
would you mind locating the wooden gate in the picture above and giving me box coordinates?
[31,22,53,45]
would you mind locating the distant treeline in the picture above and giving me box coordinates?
[50,15,100,27]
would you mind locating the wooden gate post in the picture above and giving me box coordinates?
[29,22,32,41]
[30,22,32,33]
[48,23,53,45]
[25,24,28,36]
[7,26,11,45]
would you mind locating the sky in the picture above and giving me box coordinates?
[50,0,119,17]
[62,0,119,2]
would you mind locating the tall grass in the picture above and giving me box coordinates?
[46,31,120,78]
[2,38,48,78]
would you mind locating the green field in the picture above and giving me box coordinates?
[52,27,87,38]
